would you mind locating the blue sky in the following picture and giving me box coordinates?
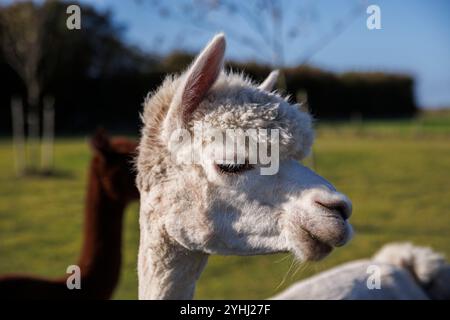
[3,0,450,108]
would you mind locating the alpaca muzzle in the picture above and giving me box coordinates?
[285,188,353,261]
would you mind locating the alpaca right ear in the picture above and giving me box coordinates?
[258,70,279,92]
[90,128,112,157]
[162,34,226,142]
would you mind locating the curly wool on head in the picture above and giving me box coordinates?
[138,71,314,173]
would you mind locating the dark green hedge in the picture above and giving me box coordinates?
[228,62,417,119]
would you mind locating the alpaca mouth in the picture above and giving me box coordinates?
[290,223,350,262]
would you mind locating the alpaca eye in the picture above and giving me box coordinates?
[216,163,254,174]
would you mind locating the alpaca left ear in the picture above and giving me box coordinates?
[162,34,226,142]
[258,70,279,92]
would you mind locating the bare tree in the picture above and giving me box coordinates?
[0,1,46,173]
[141,0,368,68]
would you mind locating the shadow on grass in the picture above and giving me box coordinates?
[17,168,75,180]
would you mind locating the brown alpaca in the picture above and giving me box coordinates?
[0,131,139,299]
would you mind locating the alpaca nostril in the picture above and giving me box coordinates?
[315,199,351,220]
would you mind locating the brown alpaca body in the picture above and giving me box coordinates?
[0,133,139,299]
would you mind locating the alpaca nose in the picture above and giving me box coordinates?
[314,198,352,220]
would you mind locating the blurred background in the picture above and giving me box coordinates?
[0,0,449,299]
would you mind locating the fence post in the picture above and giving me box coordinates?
[41,96,55,174]
[11,97,26,176]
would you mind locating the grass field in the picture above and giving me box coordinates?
[1,112,450,299]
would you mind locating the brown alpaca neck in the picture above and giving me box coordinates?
[76,160,126,298]
[0,139,138,300]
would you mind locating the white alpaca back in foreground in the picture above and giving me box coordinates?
[271,242,450,300]
[136,34,353,299]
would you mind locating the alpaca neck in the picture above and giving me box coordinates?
[138,226,208,300]
[77,163,126,295]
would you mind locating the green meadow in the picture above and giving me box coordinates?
[1,111,449,299]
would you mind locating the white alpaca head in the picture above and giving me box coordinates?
[137,34,353,262]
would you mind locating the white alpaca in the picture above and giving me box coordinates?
[271,242,450,300]
[136,34,353,300]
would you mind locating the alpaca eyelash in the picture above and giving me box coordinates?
[216,163,254,174]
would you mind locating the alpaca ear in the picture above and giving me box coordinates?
[163,33,226,140]
[258,70,279,92]
[90,128,112,157]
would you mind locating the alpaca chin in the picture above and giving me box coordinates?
[288,227,334,262]
[287,220,353,262]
